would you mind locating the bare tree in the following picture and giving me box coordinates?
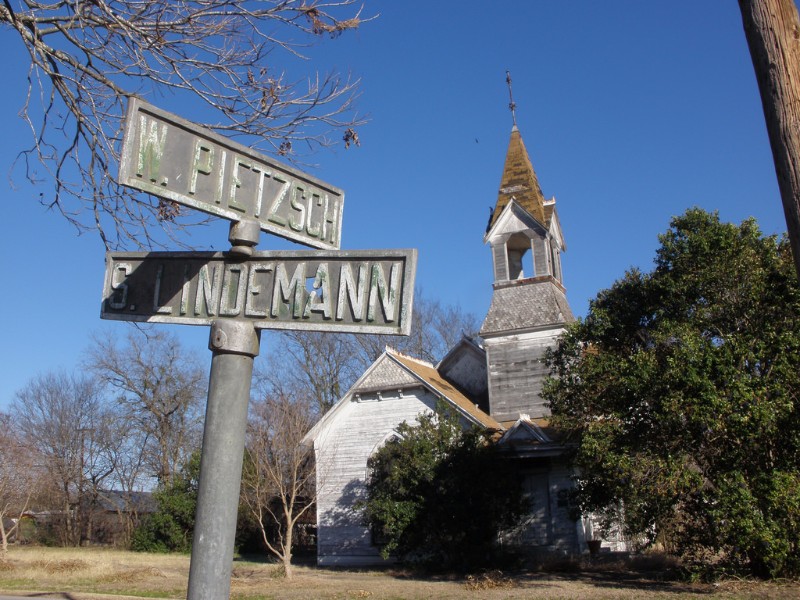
[739,0,800,279]
[11,371,115,546]
[75,403,123,545]
[241,391,316,579]
[353,289,481,365]
[1,0,368,248]
[262,331,362,414]
[0,413,37,559]
[100,420,151,547]
[88,327,206,484]
[260,289,480,414]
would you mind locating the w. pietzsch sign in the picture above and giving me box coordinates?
[118,98,344,250]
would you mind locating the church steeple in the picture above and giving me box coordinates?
[479,77,574,422]
[483,118,565,288]
[488,127,548,230]
[486,71,549,232]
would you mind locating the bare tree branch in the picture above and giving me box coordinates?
[241,392,317,578]
[87,327,206,484]
[0,412,37,559]
[11,371,113,547]
[258,289,481,415]
[2,0,370,248]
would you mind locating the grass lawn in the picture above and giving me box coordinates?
[0,546,798,599]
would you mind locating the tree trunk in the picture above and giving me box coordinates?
[0,522,8,561]
[282,524,294,580]
[739,0,800,280]
[63,493,74,547]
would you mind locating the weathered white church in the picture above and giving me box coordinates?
[303,120,611,566]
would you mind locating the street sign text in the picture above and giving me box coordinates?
[119,98,344,249]
[101,250,416,335]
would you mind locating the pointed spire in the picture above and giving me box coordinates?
[487,72,548,232]
[488,125,548,231]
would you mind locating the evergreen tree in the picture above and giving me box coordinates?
[363,403,527,570]
[131,453,200,553]
[545,209,800,578]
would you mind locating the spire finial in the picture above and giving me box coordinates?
[506,70,517,128]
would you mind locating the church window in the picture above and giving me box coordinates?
[506,232,533,280]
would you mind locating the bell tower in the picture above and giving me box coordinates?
[480,74,574,424]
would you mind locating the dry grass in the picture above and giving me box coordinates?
[30,558,90,573]
[464,570,514,590]
[0,547,188,598]
[0,546,798,599]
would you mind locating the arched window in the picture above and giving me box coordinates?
[507,232,533,280]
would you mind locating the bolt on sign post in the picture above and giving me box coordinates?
[103,97,416,600]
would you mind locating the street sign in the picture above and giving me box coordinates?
[118,98,344,250]
[101,249,417,335]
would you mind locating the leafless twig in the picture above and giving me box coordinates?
[2,0,369,248]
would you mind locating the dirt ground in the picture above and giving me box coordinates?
[0,547,798,600]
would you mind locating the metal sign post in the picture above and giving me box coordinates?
[187,320,259,600]
[103,97,416,599]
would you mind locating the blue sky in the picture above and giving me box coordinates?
[0,2,793,409]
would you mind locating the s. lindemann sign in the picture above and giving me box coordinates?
[101,249,416,335]
[118,98,344,250]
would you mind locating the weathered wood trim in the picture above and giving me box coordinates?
[492,243,509,282]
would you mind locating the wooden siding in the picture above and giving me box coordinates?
[551,241,562,283]
[485,331,562,422]
[314,389,438,566]
[437,345,488,401]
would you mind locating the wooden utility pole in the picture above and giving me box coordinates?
[739,0,800,280]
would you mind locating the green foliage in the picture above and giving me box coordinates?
[544,209,800,578]
[131,452,201,553]
[362,403,527,570]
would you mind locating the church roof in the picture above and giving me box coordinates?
[488,126,548,231]
[302,347,503,447]
[496,416,568,457]
[389,350,502,431]
[480,278,575,336]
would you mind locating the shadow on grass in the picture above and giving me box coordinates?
[25,594,83,599]
[302,551,713,596]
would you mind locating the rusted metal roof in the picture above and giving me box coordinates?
[388,350,503,431]
[480,278,574,336]
[488,126,548,232]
